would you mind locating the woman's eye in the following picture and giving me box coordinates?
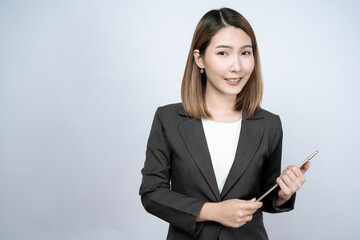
[242,51,252,56]
[217,51,228,56]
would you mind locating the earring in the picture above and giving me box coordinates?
[200,68,204,73]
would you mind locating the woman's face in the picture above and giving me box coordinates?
[194,26,255,97]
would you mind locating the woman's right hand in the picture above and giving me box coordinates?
[197,198,263,228]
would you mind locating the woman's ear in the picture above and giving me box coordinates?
[193,49,205,69]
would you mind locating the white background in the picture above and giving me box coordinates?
[1,0,359,239]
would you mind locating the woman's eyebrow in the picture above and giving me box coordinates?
[215,44,252,49]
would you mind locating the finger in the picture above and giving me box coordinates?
[277,177,290,195]
[237,200,262,209]
[291,166,306,183]
[241,209,257,217]
[235,208,258,220]
[290,166,303,178]
[246,203,263,210]
[286,165,296,169]
[300,161,311,174]
[242,201,263,210]
[237,198,259,205]
[245,215,253,222]
[283,165,296,177]
[288,176,302,191]
[285,169,298,182]
[282,173,302,192]
[282,174,297,190]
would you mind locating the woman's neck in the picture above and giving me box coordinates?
[204,90,241,122]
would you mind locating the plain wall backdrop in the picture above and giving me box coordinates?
[1,0,359,239]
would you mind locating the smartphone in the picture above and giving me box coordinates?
[256,150,318,202]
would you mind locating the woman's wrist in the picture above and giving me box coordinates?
[274,195,290,207]
[196,202,219,222]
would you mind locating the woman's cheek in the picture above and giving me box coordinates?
[244,59,255,74]
[210,60,228,75]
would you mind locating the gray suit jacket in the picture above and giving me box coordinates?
[139,102,295,240]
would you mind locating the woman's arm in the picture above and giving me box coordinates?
[139,107,206,236]
[260,115,296,212]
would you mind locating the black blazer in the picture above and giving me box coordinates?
[139,103,295,240]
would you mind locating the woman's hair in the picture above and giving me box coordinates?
[181,7,263,119]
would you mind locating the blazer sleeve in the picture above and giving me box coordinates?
[139,107,206,236]
[260,115,296,213]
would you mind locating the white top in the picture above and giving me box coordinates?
[201,118,242,193]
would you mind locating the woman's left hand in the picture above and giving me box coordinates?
[275,161,311,206]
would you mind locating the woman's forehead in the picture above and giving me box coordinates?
[209,27,252,47]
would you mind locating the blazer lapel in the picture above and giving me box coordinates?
[177,105,265,201]
[178,108,221,201]
[220,112,264,198]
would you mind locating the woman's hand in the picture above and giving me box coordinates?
[197,198,263,228]
[215,198,263,228]
[275,161,311,206]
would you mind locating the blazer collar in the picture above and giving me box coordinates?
[178,104,264,200]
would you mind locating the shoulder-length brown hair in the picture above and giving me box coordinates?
[181,7,263,119]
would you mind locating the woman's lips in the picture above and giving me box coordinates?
[224,77,242,85]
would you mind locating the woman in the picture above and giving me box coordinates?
[139,7,310,240]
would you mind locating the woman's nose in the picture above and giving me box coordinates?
[231,56,241,72]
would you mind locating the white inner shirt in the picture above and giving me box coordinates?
[201,118,242,193]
